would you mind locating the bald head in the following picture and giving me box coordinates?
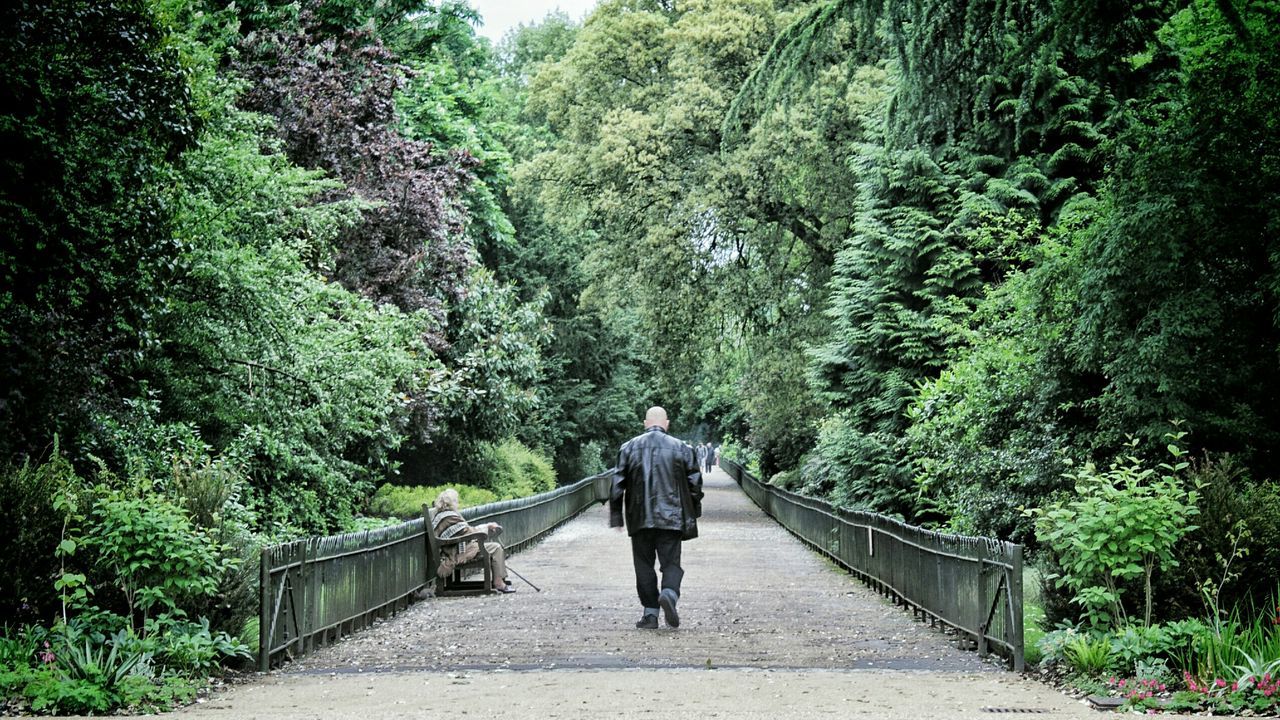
[644,406,669,430]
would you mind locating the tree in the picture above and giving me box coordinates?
[234,14,475,328]
[0,0,196,463]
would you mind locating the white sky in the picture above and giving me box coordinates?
[469,0,600,43]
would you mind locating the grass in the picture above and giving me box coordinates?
[1023,564,1047,666]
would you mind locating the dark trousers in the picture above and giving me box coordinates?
[630,528,684,609]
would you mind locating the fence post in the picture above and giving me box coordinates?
[1010,543,1025,672]
[299,541,308,656]
[258,547,270,672]
[976,557,989,658]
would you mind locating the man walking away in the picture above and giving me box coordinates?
[610,406,703,629]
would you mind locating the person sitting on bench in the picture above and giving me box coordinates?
[432,488,516,594]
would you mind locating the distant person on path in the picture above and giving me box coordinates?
[610,406,703,629]
[713,444,721,470]
[433,489,516,594]
[696,443,708,475]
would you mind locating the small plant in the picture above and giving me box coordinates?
[57,628,153,690]
[1133,656,1175,687]
[1182,669,1279,715]
[84,484,235,627]
[1106,675,1167,710]
[1064,632,1115,676]
[152,616,250,676]
[1110,623,1174,673]
[1036,627,1080,666]
[1176,597,1280,687]
[0,625,46,668]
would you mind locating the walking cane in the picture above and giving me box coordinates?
[505,564,541,592]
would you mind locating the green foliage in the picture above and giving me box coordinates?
[1061,1,1280,463]
[56,629,151,694]
[496,9,577,83]
[1029,437,1199,628]
[520,0,791,429]
[370,483,497,518]
[5,0,1280,706]
[438,269,550,443]
[0,621,206,715]
[769,470,802,492]
[805,140,984,517]
[905,263,1077,541]
[373,438,555,517]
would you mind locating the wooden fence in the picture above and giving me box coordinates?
[258,471,611,670]
[720,459,1025,670]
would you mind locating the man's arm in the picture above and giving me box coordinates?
[609,445,628,528]
[685,446,704,518]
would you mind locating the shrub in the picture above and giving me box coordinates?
[768,470,801,491]
[0,451,78,623]
[554,439,609,483]
[480,439,556,500]
[1028,435,1199,629]
[1174,598,1280,689]
[163,442,262,640]
[1158,456,1280,620]
[369,483,497,518]
[79,484,235,626]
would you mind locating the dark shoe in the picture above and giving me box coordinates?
[635,614,658,629]
[659,589,680,628]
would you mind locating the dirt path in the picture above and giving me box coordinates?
[119,470,1098,718]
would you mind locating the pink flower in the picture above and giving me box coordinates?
[1231,682,1238,692]
[1216,678,1227,688]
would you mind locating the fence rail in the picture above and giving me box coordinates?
[720,459,1024,670]
[259,471,611,670]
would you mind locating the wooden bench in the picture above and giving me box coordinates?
[423,507,493,596]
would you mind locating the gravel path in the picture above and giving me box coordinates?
[115,470,1100,718]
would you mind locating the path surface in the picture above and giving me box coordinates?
[129,470,1097,718]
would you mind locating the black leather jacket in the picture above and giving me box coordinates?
[609,426,703,539]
